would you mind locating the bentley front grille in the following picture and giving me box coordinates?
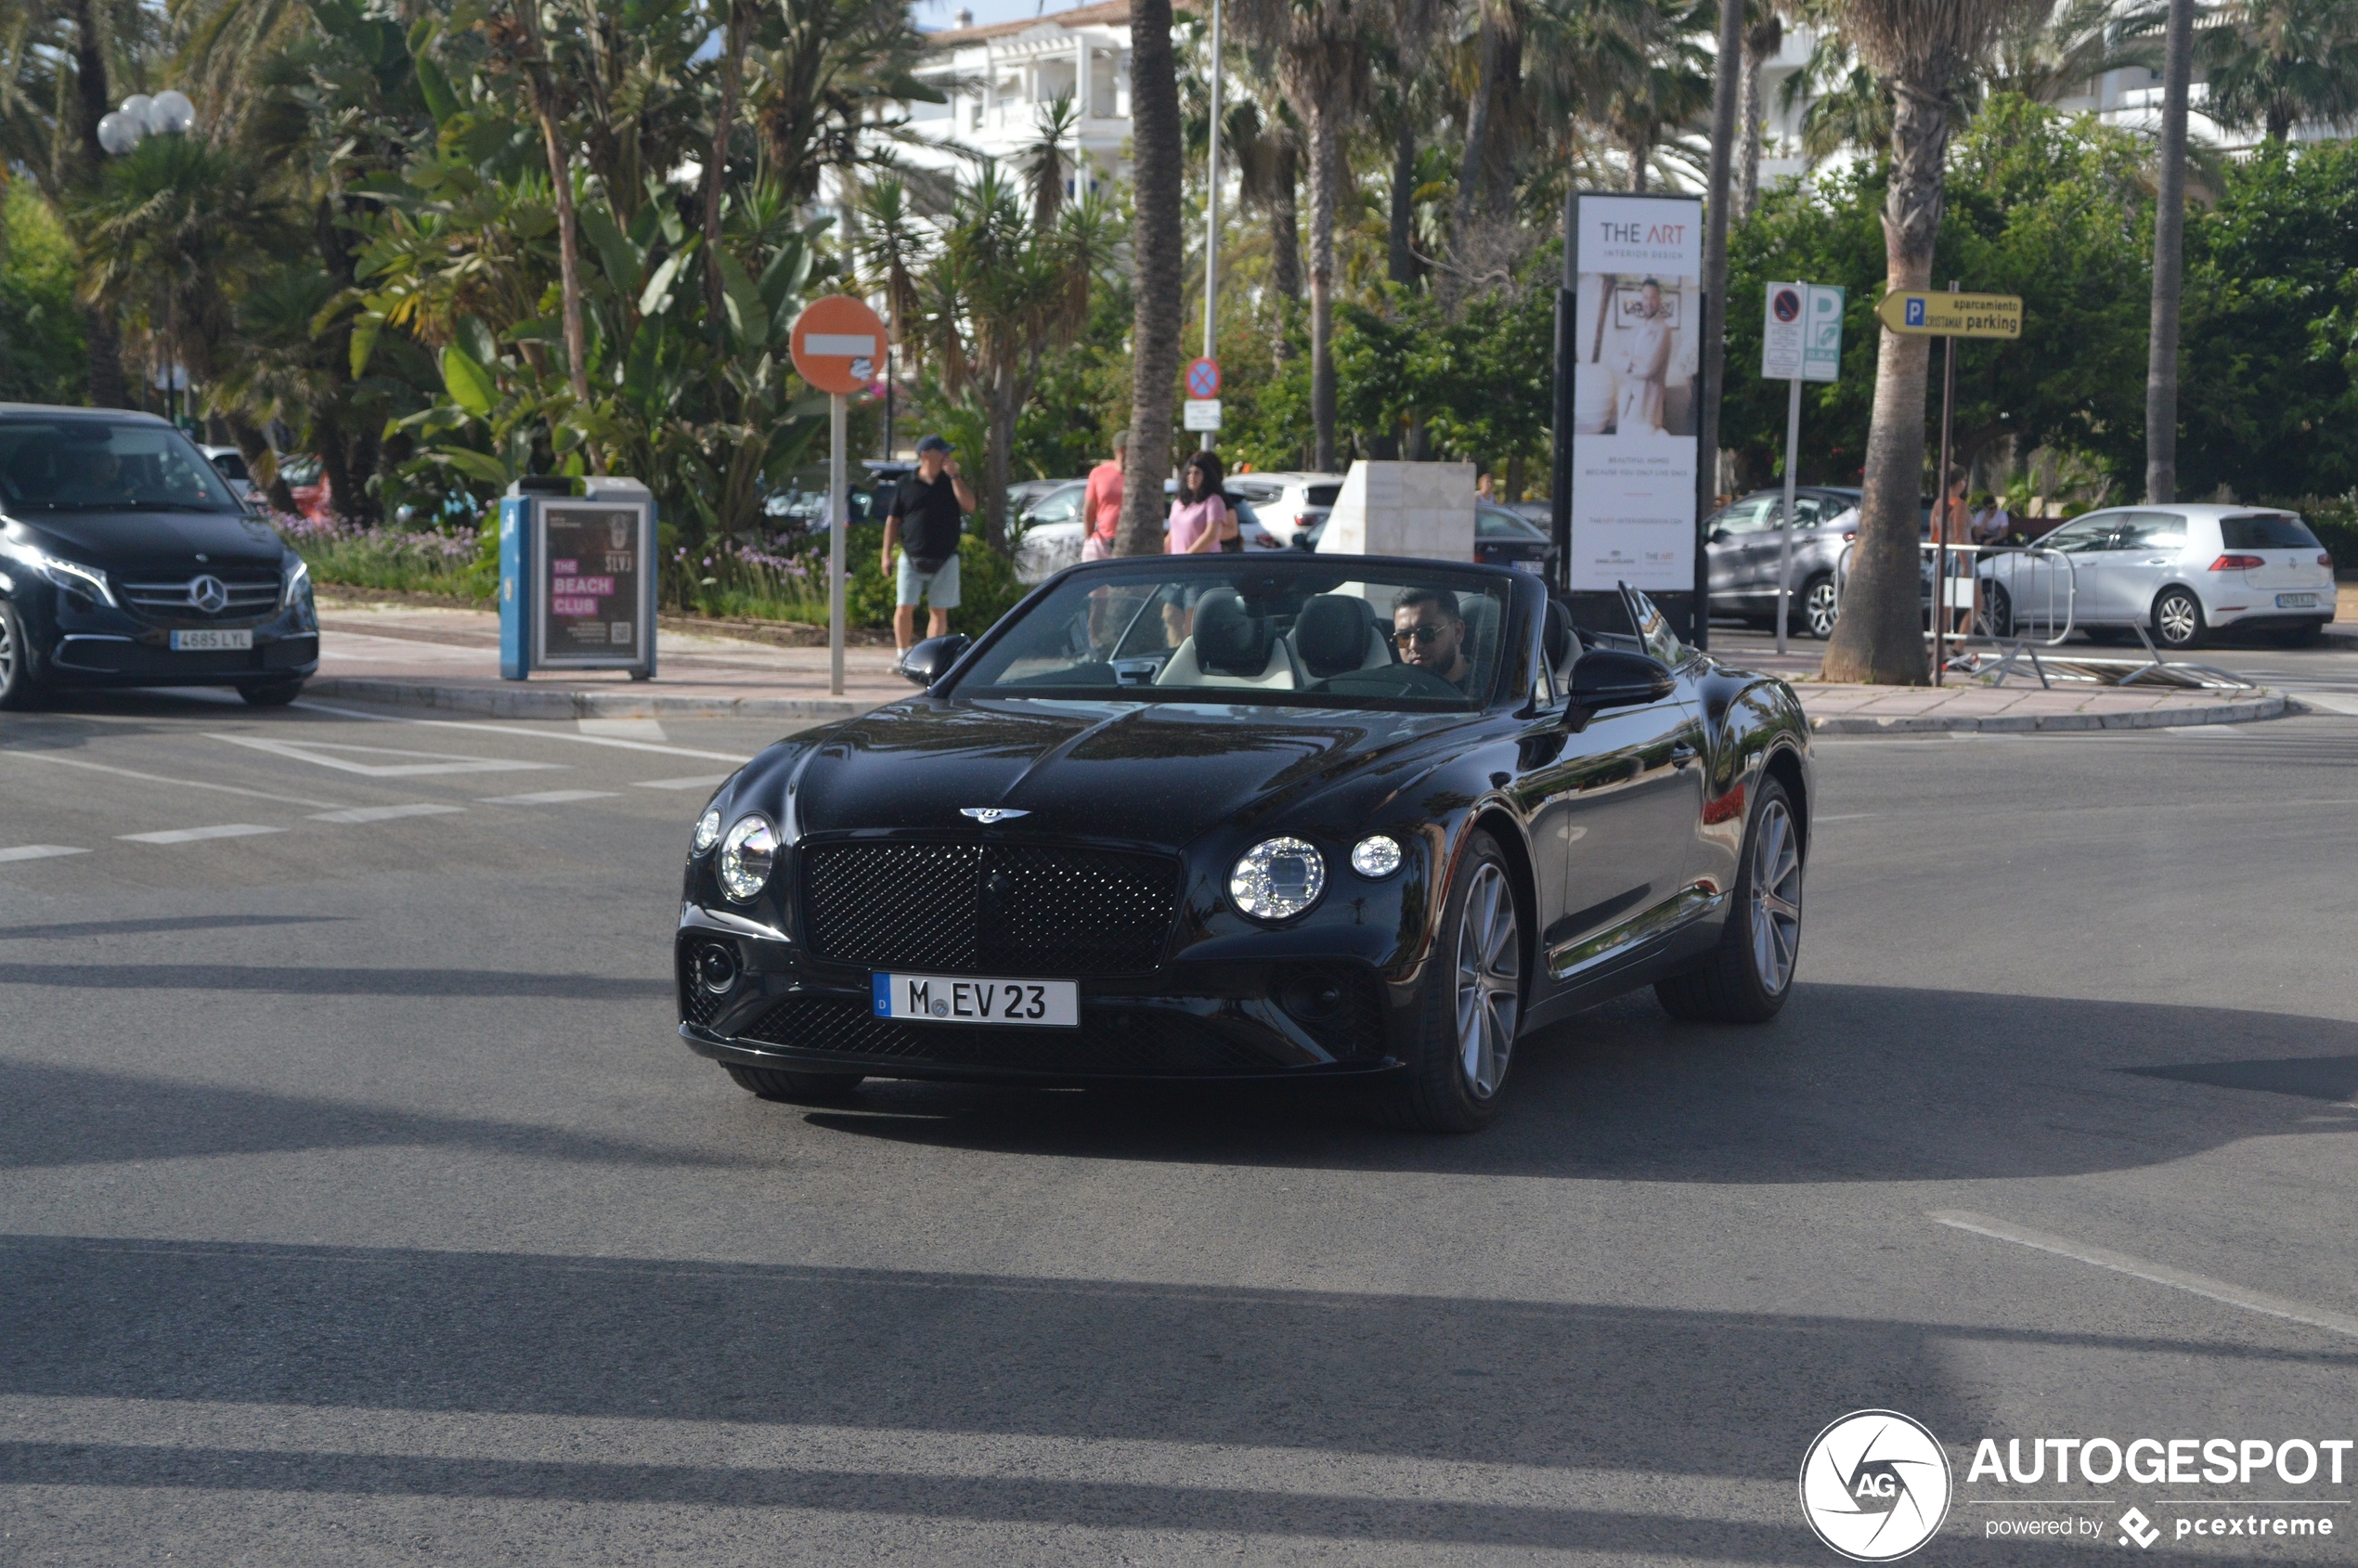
[742,994,1281,1075]
[801,841,1180,976]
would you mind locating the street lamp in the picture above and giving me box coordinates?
[96,88,196,156]
[93,90,200,426]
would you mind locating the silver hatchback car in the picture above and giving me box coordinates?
[1976,504,2336,650]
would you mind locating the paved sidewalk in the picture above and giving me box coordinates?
[308,600,2285,732]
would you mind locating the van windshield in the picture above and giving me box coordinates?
[0,419,244,514]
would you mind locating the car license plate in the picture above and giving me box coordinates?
[171,628,253,651]
[874,972,1078,1028]
[2276,593,2318,609]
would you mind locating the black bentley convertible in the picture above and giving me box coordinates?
[677,555,1810,1132]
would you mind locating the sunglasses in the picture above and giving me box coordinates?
[1393,625,1451,648]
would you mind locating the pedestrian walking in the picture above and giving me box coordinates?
[1166,451,1237,555]
[882,434,976,653]
[1082,432,1126,562]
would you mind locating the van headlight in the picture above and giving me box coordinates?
[1229,836,1325,922]
[6,545,117,608]
[718,814,779,902]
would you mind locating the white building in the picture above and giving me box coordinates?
[894,1,1147,195]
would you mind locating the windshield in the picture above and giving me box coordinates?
[0,419,243,513]
[952,562,1514,711]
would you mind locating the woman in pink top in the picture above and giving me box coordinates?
[1165,451,1237,553]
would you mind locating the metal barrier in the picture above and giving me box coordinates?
[1830,538,2256,691]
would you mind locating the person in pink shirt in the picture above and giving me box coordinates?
[1081,432,1126,561]
[1166,450,1237,554]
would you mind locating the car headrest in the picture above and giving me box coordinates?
[1191,589,1273,675]
[1458,591,1500,696]
[1295,594,1374,679]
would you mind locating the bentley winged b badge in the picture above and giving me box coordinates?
[960,808,1030,825]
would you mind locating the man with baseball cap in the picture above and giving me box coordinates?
[882,434,976,652]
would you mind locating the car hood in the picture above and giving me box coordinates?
[778,698,1480,849]
[13,508,289,572]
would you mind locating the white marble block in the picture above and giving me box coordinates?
[1315,461,1477,562]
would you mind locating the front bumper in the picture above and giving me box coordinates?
[674,906,1407,1083]
[21,587,318,690]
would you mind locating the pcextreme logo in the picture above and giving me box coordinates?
[1799,1410,1954,1562]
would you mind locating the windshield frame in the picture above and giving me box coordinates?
[940,554,1530,714]
[0,414,247,515]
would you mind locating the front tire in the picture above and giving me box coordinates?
[0,601,43,710]
[2152,588,2205,651]
[1377,829,1522,1134]
[725,1064,864,1104]
[1977,583,2013,640]
[1655,777,1803,1025]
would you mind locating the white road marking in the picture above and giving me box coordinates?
[1930,1210,2358,1341]
[307,803,469,823]
[1814,812,1879,822]
[0,845,87,862]
[480,789,620,805]
[292,700,751,762]
[0,748,334,808]
[578,718,668,742]
[2296,691,2358,715]
[632,774,732,791]
[116,823,286,845]
[208,734,562,778]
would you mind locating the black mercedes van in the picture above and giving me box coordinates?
[0,407,317,708]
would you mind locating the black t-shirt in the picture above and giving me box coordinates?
[888,473,966,565]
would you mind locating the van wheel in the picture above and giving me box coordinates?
[0,602,42,710]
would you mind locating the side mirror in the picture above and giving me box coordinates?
[1568,648,1675,713]
[897,633,971,687]
[1707,527,1730,545]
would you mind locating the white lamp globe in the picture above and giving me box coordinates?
[120,93,155,133]
[96,111,139,155]
[151,90,196,136]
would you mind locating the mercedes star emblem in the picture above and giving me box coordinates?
[960,808,1029,825]
[188,575,230,615]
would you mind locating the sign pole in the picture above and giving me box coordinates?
[1932,281,1958,688]
[1775,373,1801,656]
[829,392,847,696]
[1200,0,1222,453]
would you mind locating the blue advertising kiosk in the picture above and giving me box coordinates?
[499,475,657,681]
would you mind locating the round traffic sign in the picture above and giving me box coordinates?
[1185,356,1221,399]
[791,295,888,395]
[1772,287,1802,323]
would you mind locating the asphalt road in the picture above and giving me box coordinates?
[4,677,2356,1565]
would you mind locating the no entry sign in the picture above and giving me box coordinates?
[791,295,888,395]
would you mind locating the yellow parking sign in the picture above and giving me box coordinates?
[1874,291,2023,338]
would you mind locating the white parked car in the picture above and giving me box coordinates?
[1226,472,1343,543]
[1976,504,2337,649]
[1011,481,1289,584]
[201,445,255,503]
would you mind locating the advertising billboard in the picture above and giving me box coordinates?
[1564,193,1704,594]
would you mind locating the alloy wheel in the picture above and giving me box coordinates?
[1803,579,1838,639]
[2155,590,2200,648]
[0,612,14,690]
[1454,862,1520,1098]
[1748,799,1802,994]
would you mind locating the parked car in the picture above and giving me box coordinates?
[1227,472,1344,543]
[1976,504,2338,649]
[1014,482,1288,584]
[1475,503,1550,573]
[0,408,319,707]
[675,564,1811,1131]
[200,445,256,505]
[279,453,332,522]
[1703,486,1862,639]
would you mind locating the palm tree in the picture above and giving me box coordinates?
[1986,0,2165,101]
[1736,1,1782,219]
[1819,0,2054,687]
[1117,0,1184,556]
[1226,0,1387,472]
[2196,0,2358,142]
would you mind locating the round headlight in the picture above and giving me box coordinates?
[718,814,779,902]
[693,805,723,853]
[1350,835,1403,879]
[1229,836,1326,922]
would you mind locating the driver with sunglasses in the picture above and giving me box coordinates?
[1391,587,1474,693]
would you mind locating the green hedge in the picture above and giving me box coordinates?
[843,525,1030,636]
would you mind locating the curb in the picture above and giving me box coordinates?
[1807,690,2285,734]
[306,677,883,722]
